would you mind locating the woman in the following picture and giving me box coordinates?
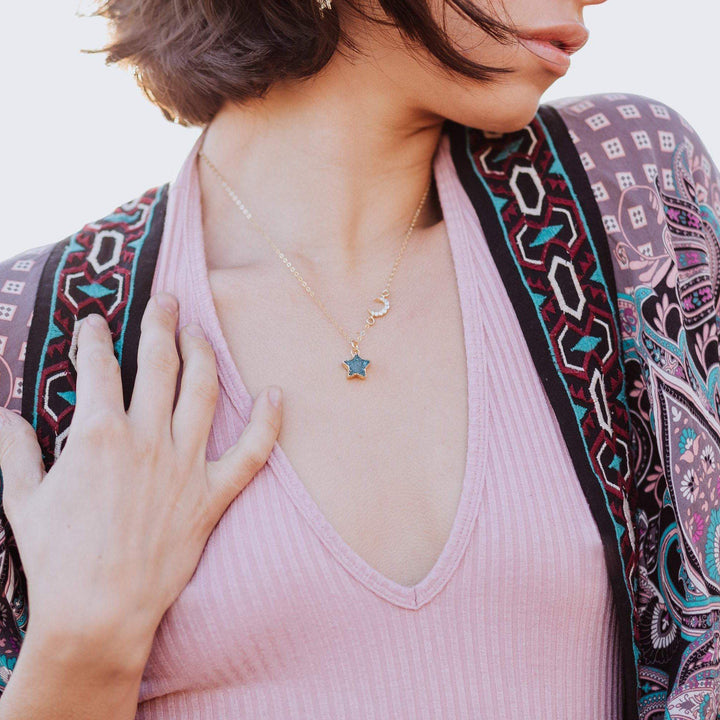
[0,0,717,717]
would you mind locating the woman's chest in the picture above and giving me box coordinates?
[204,236,474,589]
[138,322,616,710]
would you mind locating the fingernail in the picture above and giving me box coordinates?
[156,292,178,314]
[268,386,282,408]
[184,323,205,339]
[85,313,105,329]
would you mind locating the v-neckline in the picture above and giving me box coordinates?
[183,128,489,610]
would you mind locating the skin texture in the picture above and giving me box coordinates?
[200,0,608,279]
[0,1,607,717]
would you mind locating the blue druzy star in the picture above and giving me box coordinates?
[343,352,370,379]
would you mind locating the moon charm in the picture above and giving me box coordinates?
[368,295,390,319]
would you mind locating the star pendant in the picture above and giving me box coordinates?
[343,352,370,379]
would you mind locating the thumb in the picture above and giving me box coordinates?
[205,385,283,523]
[0,407,45,523]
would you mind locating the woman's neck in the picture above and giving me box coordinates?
[198,47,446,280]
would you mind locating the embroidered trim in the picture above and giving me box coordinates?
[23,185,169,471]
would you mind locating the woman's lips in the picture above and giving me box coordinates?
[518,37,573,74]
[517,23,588,75]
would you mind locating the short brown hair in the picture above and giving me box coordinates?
[91,0,517,127]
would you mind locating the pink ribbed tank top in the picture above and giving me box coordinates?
[141,128,623,718]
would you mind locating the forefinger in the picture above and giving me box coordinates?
[72,313,126,423]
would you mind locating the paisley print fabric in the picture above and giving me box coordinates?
[552,94,720,720]
[0,241,55,677]
[0,242,55,416]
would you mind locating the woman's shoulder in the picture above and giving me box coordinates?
[0,242,57,416]
[543,92,716,182]
[545,91,699,137]
[0,183,170,419]
[541,92,718,281]
[0,183,171,280]
[0,183,171,310]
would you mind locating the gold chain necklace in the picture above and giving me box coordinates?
[198,149,433,380]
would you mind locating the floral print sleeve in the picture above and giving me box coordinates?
[551,93,720,719]
[0,241,54,689]
[0,243,55,414]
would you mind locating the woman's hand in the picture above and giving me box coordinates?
[0,291,283,675]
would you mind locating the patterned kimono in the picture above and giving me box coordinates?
[0,92,718,720]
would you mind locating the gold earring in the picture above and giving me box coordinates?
[317,0,332,15]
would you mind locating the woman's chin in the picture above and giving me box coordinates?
[448,100,540,135]
[435,76,553,134]
[489,107,540,134]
